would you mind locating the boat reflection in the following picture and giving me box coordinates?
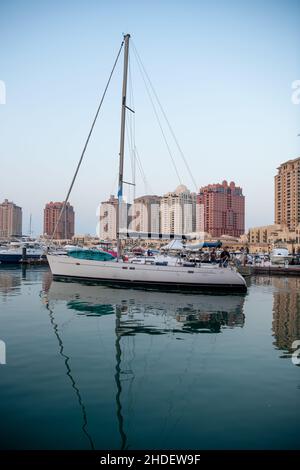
[43,276,246,449]
[46,278,246,334]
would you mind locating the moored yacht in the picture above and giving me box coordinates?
[270,247,291,265]
[0,241,45,264]
[47,249,247,293]
[47,34,247,294]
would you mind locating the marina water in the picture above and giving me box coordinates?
[0,266,299,449]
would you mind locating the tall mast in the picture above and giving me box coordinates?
[29,213,32,237]
[117,33,130,259]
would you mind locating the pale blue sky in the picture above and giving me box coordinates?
[0,0,299,235]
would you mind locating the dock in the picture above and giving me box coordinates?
[238,265,300,277]
[19,257,49,265]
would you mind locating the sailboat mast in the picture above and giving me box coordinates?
[117,33,130,259]
[29,213,32,237]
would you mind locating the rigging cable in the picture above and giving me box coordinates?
[135,146,154,194]
[50,39,125,242]
[127,55,155,196]
[125,117,154,196]
[128,53,136,201]
[131,44,182,186]
[125,124,153,196]
[127,53,154,197]
[132,41,198,192]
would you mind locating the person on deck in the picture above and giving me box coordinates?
[210,249,217,264]
[219,248,230,267]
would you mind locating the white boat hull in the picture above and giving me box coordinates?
[270,248,291,265]
[47,254,247,293]
[270,256,291,265]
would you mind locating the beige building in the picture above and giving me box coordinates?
[275,156,300,230]
[72,235,101,246]
[0,199,22,238]
[160,185,197,235]
[131,195,161,234]
[100,194,160,241]
[248,223,300,253]
[99,195,118,240]
[249,224,286,245]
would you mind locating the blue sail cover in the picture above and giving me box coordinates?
[68,249,115,261]
[202,242,222,248]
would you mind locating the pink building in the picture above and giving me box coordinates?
[44,201,75,240]
[197,181,245,238]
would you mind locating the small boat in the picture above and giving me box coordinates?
[270,247,291,265]
[0,241,45,264]
[47,34,247,293]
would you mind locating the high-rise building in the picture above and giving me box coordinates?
[275,157,300,230]
[197,181,245,238]
[131,195,161,234]
[0,199,22,238]
[160,185,197,235]
[99,195,118,240]
[43,201,75,239]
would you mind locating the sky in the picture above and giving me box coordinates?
[0,0,299,236]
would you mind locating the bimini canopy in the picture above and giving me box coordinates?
[185,241,223,250]
[202,241,222,248]
[162,240,222,251]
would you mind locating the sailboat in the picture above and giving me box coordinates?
[47,34,247,293]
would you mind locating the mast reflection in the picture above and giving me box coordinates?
[41,284,95,450]
[115,305,128,450]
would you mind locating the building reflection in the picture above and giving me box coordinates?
[175,309,245,333]
[272,277,300,354]
[0,265,50,297]
[0,267,22,296]
[251,276,273,287]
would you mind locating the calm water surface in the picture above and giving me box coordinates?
[0,266,299,450]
